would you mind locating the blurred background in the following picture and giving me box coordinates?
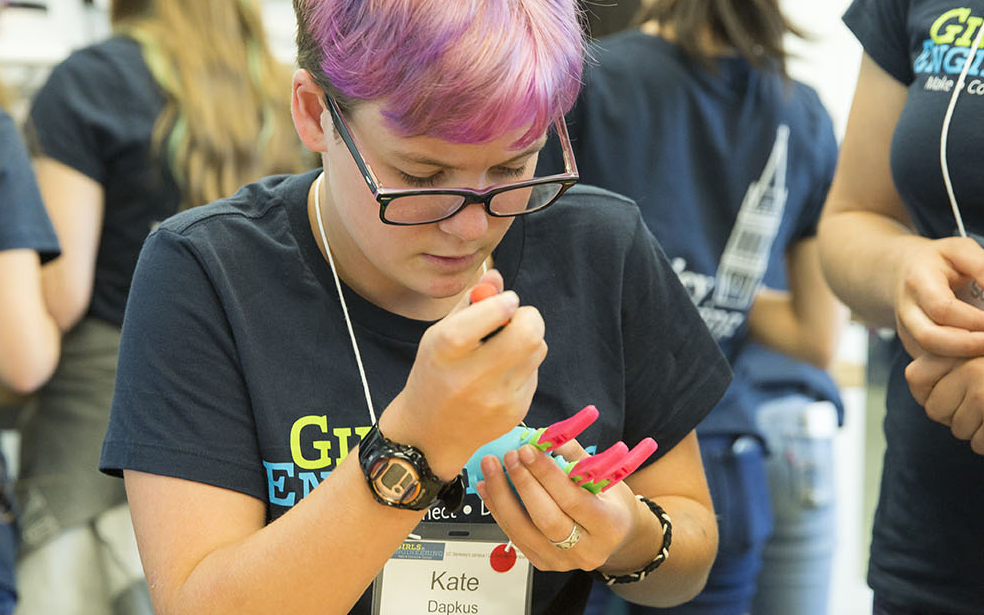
[0,1,884,613]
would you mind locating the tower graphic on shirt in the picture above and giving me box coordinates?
[713,124,789,310]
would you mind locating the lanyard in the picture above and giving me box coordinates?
[940,23,984,237]
[313,172,378,424]
[311,172,489,426]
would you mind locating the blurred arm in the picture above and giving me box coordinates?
[748,237,848,368]
[0,249,60,394]
[817,53,917,329]
[33,156,104,332]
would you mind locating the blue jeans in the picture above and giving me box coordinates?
[0,589,13,615]
[751,397,837,615]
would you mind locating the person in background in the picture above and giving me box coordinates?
[97,0,735,613]
[819,1,984,613]
[580,0,641,38]
[0,112,59,397]
[537,0,847,613]
[0,96,60,615]
[19,0,307,611]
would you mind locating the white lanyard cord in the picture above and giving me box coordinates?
[312,172,491,427]
[313,172,378,425]
[940,24,984,238]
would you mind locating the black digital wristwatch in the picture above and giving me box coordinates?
[358,424,465,512]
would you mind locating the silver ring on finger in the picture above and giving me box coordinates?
[549,522,582,550]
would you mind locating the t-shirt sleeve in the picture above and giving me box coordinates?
[0,111,59,261]
[26,48,129,184]
[621,213,732,463]
[100,227,267,502]
[792,94,839,244]
[843,0,914,85]
[763,89,838,291]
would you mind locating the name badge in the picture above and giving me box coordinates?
[372,522,532,615]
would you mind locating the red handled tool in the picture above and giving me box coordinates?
[470,282,509,340]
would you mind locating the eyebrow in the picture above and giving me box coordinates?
[392,136,549,170]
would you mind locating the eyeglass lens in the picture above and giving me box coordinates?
[383,181,566,224]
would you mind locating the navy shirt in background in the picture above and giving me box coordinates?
[538,30,839,437]
[26,35,179,328]
[844,0,984,612]
[0,109,58,260]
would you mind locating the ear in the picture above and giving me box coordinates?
[291,69,330,153]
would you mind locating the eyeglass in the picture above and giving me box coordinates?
[323,94,579,226]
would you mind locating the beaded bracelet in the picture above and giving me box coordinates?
[595,495,672,585]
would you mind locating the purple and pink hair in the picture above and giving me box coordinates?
[295,0,585,147]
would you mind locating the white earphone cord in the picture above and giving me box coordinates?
[940,24,984,238]
[313,173,378,425]
[311,173,491,426]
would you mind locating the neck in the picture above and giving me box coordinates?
[641,19,734,56]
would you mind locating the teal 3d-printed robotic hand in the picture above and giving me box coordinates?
[465,405,658,495]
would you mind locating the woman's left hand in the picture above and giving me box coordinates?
[906,353,984,455]
[474,439,641,572]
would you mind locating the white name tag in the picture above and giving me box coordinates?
[372,523,532,615]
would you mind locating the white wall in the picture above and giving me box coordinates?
[0,0,108,120]
[783,0,863,139]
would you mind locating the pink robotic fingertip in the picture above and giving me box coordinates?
[536,404,599,452]
[569,441,628,486]
[600,437,658,492]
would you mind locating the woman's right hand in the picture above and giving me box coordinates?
[380,269,548,480]
[893,235,984,360]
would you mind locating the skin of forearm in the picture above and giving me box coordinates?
[607,494,718,608]
[0,323,59,395]
[818,209,921,329]
[0,250,61,394]
[748,290,846,368]
[160,456,429,615]
[41,263,91,333]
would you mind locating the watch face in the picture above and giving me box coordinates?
[370,458,422,505]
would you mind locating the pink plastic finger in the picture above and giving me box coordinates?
[534,404,599,452]
[569,441,628,485]
[599,437,658,492]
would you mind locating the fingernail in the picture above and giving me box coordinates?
[482,455,501,477]
[504,450,520,470]
[519,445,536,465]
[500,291,519,310]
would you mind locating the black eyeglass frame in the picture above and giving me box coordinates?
[323,93,580,226]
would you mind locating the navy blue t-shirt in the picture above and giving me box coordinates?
[845,1,984,611]
[100,171,732,614]
[26,35,179,328]
[0,109,58,260]
[538,30,839,436]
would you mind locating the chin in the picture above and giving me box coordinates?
[422,274,472,300]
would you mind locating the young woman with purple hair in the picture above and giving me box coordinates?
[98,1,732,613]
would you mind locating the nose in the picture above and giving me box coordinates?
[436,200,489,241]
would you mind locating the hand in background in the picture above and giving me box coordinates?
[906,352,984,455]
[893,236,984,360]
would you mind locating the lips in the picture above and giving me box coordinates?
[422,252,477,270]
